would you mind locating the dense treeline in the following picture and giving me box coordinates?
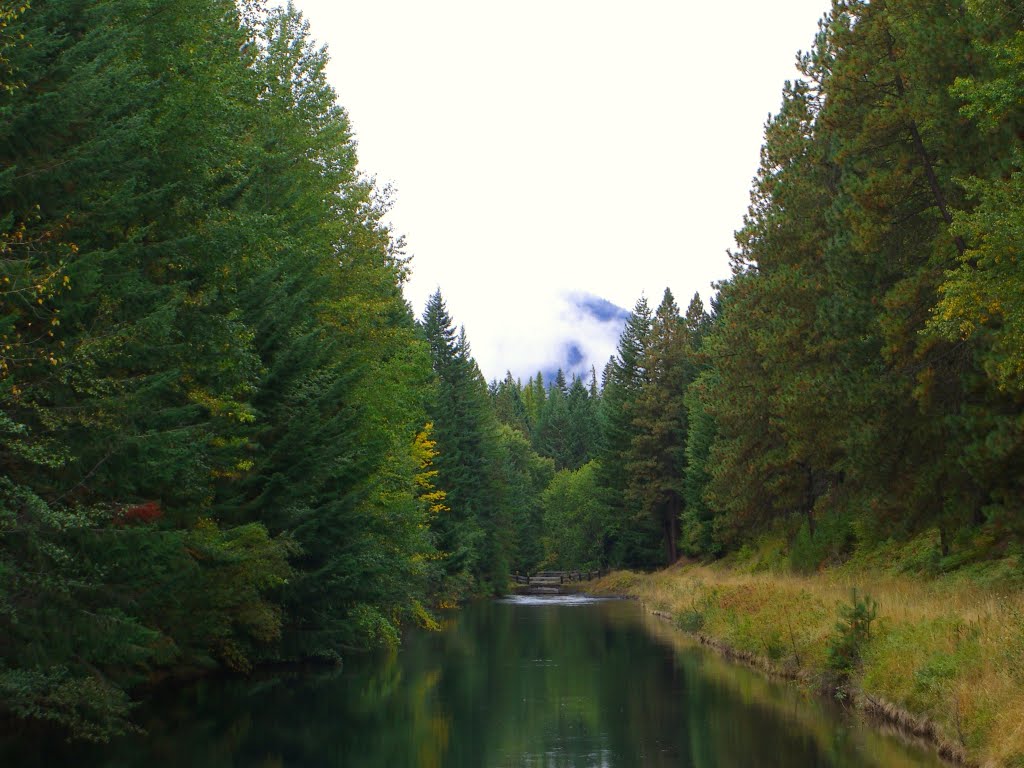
[691,0,1024,567]
[3,0,1023,744]
[1,0,438,739]
[467,0,1024,576]
[534,0,1024,574]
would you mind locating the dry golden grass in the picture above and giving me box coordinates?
[589,561,1024,767]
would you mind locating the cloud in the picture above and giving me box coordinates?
[295,0,829,392]
[454,289,628,384]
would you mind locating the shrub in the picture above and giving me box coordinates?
[826,589,878,689]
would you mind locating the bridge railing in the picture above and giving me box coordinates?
[511,570,605,586]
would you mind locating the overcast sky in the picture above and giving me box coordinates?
[289,0,829,382]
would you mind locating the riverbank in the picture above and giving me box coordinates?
[585,546,1024,767]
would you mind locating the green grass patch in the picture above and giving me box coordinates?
[588,551,1024,766]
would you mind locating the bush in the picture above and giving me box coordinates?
[826,589,878,689]
[789,511,857,574]
[676,606,705,632]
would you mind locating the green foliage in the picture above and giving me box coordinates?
[625,289,691,565]
[490,372,531,437]
[673,0,1024,572]
[596,297,658,568]
[0,667,136,743]
[421,290,507,595]
[4,0,1024,744]
[532,374,573,468]
[826,590,878,687]
[530,370,600,471]
[496,425,554,574]
[541,461,607,570]
[0,0,434,738]
[680,371,719,558]
[564,373,600,469]
[788,510,856,574]
[181,519,296,671]
[675,598,707,632]
[592,289,710,569]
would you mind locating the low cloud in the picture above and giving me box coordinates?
[471,290,629,385]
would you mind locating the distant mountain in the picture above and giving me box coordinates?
[484,291,631,386]
[533,292,630,385]
[571,293,631,324]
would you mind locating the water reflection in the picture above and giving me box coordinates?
[2,597,945,767]
[497,594,618,607]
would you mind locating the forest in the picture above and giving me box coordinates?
[2,0,1022,742]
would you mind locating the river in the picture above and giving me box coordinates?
[2,594,946,766]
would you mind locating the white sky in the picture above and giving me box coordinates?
[289,0,829,381]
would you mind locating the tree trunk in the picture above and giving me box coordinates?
[803,464,817,540]
[885,32,967,256]
[665,497,680,564]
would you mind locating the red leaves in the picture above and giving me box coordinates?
[113,501,163,526]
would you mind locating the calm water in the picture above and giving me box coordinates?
[3,595,946,767]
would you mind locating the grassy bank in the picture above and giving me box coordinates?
[588,541,1024,767]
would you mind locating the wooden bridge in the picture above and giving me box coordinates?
[511,570,603,593]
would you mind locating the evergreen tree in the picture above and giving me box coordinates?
[626,289,691,565]
[681,371,720,558]
[565,374,599,470]
[0,0,292,735]
[520,372,545,431]
[0,0,436,736]
[491,371,531,436]
[811,0,1011,551]
[703,68,845,556]
[697,0,1024,562]
[596,296,659,567]
[533,373,572,469]
[216,3,434,656]
[421,290,507,595]
[676,294,718,558]
[927,1,1024,543]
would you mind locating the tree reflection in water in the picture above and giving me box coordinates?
[1,596,945,768]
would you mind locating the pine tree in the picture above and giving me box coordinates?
[491,371,531,436]
[626,288,691,565]
[925,0,1024,544]
[533,374,573,469]
[1,0,437,736]
[0,0,293,735]
[697,0,1024,560]
[565,374,599,470]
[421,290,507,595]
[596,296,659,567]
[707,68,844,554]
[678,294,718,558]
[812,0,1004,550]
